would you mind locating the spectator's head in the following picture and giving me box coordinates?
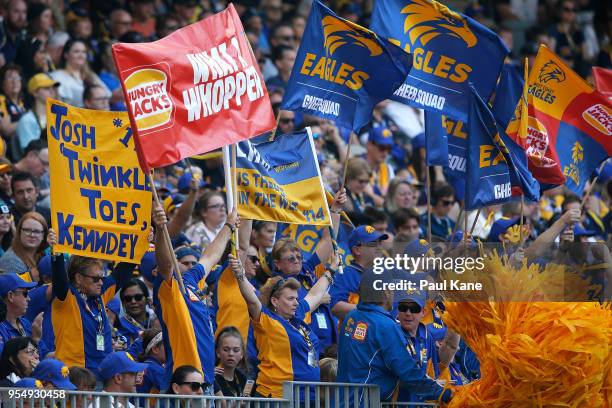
[194,190,226,228]
[0,198,12,240]
[120,278,149,321]
[392,208,421,242]
[396,291,426,335]
[27,3,53,37]
[68,17,93,40]
[345,157,372,195]
[215,326,244,370]
[23,139,49,174]
[5,0,27,32]
[172,0,198,26]
[242,11,262,35]
[27,73,59,105]
[277,110,295,134]
[319,358,337,382]
[47,31,70,67]
[130,0,155,21]
[0,63,23,99]
[431,184,455,217]
[559,1,577,24]
[363,207,388,233]
[140,328,165,364]
[109,9,133,40]
[0,157,11,193]
[13,211,48,266]
[252,220,276,249]
[272,44,296,78]
[175,245,201,271]
[348,225,387,266]
[262,0,283,26]
[385,179,418,213]
[292,15,307,42]
[68,366,96,391]
[32,358,76,390]
[0,337,39,379]
[259,276,301,319]
[244,245,260,279]
[168,365,205,395]
[366,127,393,166]
[98,352,147,393]
[272,238,303,276]
[11,172,40,211]
[0,273,36,317]
[83,84,110,111]
[68,256,105,296]
[270,22,296,48]
[497,26,513,52]
[155,14,180,39]
[119,30,147,43]
[15,37,50,80]
[562,194,581,212]
[60,39,88,71]
[487,217,529,244]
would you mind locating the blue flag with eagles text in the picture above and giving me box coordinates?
[465,86,514,210]
[281,0,412,132]
[424,110,448,166]
[443,117,468,201]
[371,0,508,122]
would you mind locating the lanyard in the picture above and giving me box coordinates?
[123,313,150,332]
[80,293,105,334]
[289,319,314,352]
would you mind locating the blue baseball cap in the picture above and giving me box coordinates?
[139,250,157,283]
[98,352,148,382]
[487,217,520,242]
[348,225,389,249]
[403,239,430,257]
[395,289,426,309]
[368,126,394,146]
[0,273,37,297]
[37,255,52,280]
[14,378,43,388]
[175,245,202,261]
[32,359,77,390]
[177,173,207,194]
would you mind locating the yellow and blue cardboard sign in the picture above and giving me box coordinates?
[47,99,152,262]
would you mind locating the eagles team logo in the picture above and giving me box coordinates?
[401,0,477,48]
[322,16,382,57]
[365,225,375,234]
[537,61,566,84]
[61,366,69,378]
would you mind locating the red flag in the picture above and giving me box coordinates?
[593,67,612,101]
[112,4,275,171]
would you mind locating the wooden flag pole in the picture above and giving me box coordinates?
[339,132,354,193]
[519,194,525,244]
[581,160,608,209]
[469,208,482,236]
[148,172,186,295]
[451,206,463,237]
[222,145,238,257]
[426,166,432,244]
[463,208,468,243]
[231,144,240,252]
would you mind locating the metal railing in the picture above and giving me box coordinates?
[0,384,439,408]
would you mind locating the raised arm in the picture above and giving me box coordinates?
[303,259,336,312]
[526,209,581,259]
[228,254,262,320]
[198,209,238,273]
[315,188,347,264]
[152,204,174,282]
[167,177,200,238]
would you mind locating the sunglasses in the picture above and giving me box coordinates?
[247,255,260,264]
[441,200,454,206]
[398,303,422,314]
[375,143,392,152]
[79,272,103,283]
[179,382,207,392]
[281,254,303,263]
[280,118,294,124]
[562,7,575,12]
[123,294,145,302]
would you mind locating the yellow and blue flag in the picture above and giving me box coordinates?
[424,111,448,166]
[371,0,508,122]
[235,129,331,225]
[442,117,467,200]
[507,46,612,195]
[281,0,412,132]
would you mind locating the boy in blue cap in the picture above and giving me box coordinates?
[98,351,148,394]
[32,359,77,390]
[330,225,388,321]
[0,273,47,355]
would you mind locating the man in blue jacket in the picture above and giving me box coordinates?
[337,271,452,404]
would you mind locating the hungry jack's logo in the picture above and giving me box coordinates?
[124,65,174,132]
[322,16,382,57]
[538,61,566,84]
[401,0,477,48]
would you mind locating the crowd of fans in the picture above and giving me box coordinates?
[0,0,609,404]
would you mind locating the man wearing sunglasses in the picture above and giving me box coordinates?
[421,184,456,240]
[98,351,148,407]
[364,126,395,197]
[395,290,442,402]
[0,273,43,355]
